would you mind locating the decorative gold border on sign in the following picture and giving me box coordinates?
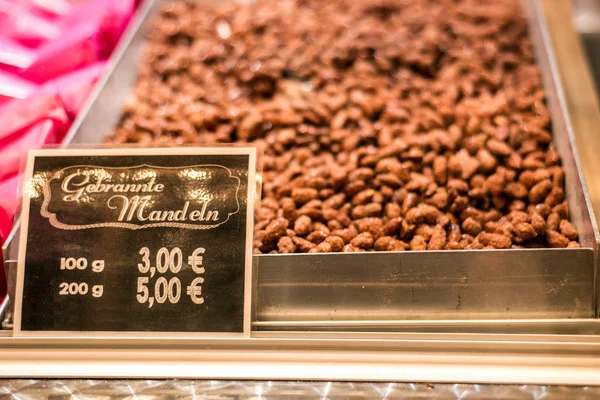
[14,146,257,338]
[39,164,241,231]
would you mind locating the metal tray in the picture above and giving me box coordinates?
[2,0,599,332]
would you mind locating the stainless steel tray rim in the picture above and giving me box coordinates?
[2,0,599,332]
[256,248,594,257]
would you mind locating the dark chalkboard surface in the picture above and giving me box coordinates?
[14,148,257,337]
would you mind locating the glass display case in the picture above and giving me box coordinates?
[1,0,600,389]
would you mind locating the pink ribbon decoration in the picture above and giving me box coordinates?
[0,119,57,181]
[0,0,61,47]
[44,62,105,119]
[0,174,19,240]
[0,69,38,104]
[2,23,99,84]
[0,88,69,143]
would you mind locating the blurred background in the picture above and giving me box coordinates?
[574,0,600,91]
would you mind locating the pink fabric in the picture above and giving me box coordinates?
[0,0,61,47]
[0,228,5,297]
[11,23,99,83]
[0,38,35,70]
[0,88,69,142]
[64,0,136,59]
[0,174,19,241]
[20,0,72,18]
[0,69,38,104]
[44,62,105,119]
[0,0,139,248]
[0,119,57,181]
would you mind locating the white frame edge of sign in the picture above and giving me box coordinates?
[13,147,257,339]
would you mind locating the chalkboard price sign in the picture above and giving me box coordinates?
[13,147,257,337]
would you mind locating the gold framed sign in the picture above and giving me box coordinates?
[13,147,257,338]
